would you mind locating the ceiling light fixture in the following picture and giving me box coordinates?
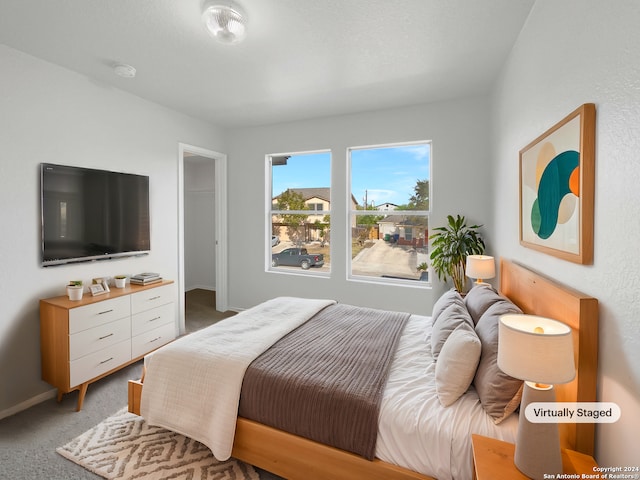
[113,63,136,78]
[202,1,247,44]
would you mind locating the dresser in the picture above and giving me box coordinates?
[40,281,176,411]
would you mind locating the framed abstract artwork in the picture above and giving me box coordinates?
[519,103,596,264]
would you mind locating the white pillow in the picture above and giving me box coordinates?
[435,323,482,407]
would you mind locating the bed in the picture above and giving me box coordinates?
[128,259,598,480]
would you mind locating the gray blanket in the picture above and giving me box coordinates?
[238,303,410,460]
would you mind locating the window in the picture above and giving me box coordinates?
[348,142,431,284]
[268,151,331,274]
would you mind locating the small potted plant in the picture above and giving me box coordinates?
[114,275,127,288]
[66,280,83,301]
[416,262,429,281]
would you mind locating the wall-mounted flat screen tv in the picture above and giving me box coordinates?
[41,163,150,267]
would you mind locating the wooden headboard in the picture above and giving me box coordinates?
[500,259,599,456]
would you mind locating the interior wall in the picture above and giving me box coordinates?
[0,45,225,416]
[225,95,495,314]
[184,158,216,291]
[491,0,640,466]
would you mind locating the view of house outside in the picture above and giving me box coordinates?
[268,142,430,284]
[349,142,430,283]
[270,151,332,273]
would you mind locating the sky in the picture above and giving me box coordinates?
[271,143,431,207]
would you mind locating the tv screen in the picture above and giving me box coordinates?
[41,163,150,266]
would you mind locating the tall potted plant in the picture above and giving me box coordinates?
[429,214,485,293]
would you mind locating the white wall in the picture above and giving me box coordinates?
[184,159,216,291]
[0,45,225,415]
[226,96,495,314]
[491,0,640,466]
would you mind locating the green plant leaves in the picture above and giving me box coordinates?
[429,214,485,292]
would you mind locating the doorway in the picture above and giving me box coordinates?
[178,143,228,334]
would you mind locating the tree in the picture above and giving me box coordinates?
[353,204,383,245]
[408,179,429,210]
[275,189,309,244]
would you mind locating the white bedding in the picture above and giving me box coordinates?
[141,298,518,479]
[377,314,518,480]
[140,297,336,460]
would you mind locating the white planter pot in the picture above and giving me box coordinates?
[114,277,127,288]
[67,285,83,301]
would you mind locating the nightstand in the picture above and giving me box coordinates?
[471,434,598,479]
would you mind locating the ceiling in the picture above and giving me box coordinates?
[0,0,534,128]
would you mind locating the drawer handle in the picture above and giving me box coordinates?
[148,296,161,301]
[98,309,114,315]
[149,316,161,322]
[99,357,114,365]
[99,333,114,340]
[149,336,162,343]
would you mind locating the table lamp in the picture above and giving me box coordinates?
[465,255,495,284]
[497,314,575,480]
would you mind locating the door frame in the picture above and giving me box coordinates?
[178,143,228,334]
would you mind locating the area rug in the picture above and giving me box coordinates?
[57,408,259,480]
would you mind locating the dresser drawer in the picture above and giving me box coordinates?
[69,296,130,334]
[131,284,174,314]
[132,322,175,359]
[131,302,175,337]
[69,317,131,361]
[69,339,131,387]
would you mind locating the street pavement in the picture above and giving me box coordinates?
[352,239,425,280]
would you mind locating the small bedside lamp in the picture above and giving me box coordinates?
[498,314,575,480]
[465,255,495,284]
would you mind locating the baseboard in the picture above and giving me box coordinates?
[0,388,57,420]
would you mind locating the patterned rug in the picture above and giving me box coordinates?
[57,408,259,480]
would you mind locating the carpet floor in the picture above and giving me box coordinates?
[0,290,282,480]
[57,408,260,480]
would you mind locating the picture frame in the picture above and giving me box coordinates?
[92,277,110,293]
[89,283,107,296]
[519,103,596,264]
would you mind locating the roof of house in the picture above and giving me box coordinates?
[291,188,330,202]
[274,188,359,206]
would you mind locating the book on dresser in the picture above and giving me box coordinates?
[130,272,162,285]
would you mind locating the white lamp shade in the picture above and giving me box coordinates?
[498,314,575,385]
[465,255,495,280]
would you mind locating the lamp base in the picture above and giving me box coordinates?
[514,382,562,480]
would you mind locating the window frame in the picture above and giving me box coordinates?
[346,141,432,287]
[266,149,332,277]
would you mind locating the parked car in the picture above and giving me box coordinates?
[272,247,324,269]
[271,235,280,247]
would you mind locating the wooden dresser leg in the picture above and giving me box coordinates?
[56,390,63,403]
[76,383,89,412]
